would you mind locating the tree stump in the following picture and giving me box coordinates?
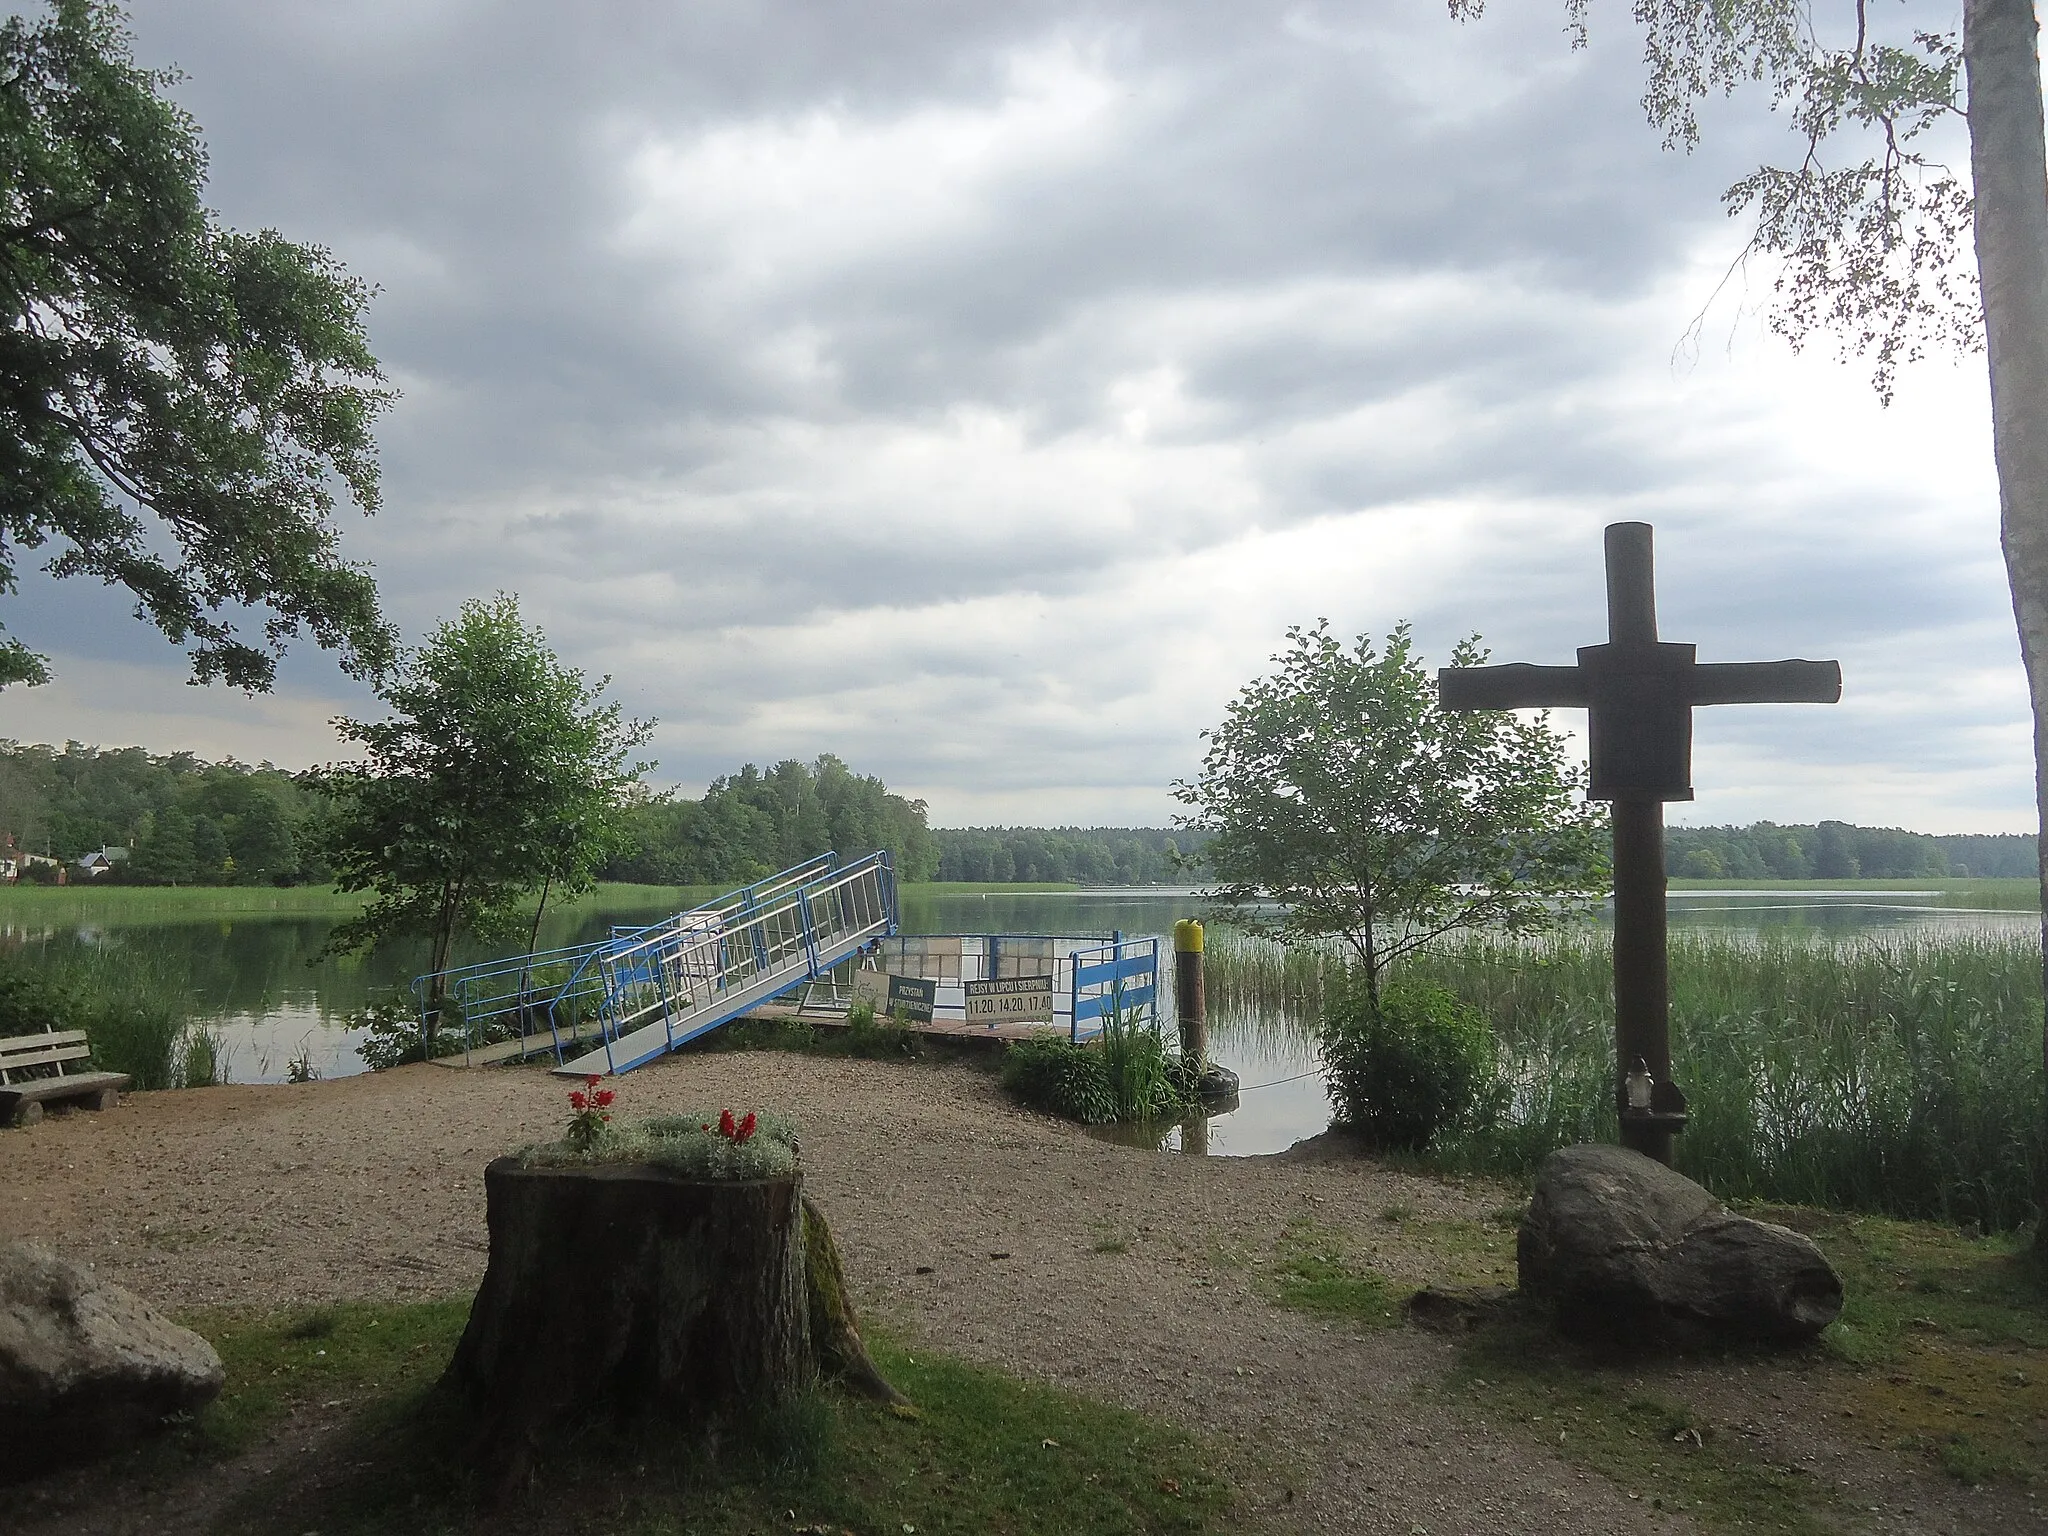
[442,1157,905,1485]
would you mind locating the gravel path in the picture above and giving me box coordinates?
[2,1052,2030,1534]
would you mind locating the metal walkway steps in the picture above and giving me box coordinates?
[555,922,881,1076]
[411,850,899,1076]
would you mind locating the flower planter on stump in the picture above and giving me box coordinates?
[442,1155,904,1486]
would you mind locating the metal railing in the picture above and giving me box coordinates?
[1068,934,1159,1042]
[580,850,897,1073]
[409,851,894,1067]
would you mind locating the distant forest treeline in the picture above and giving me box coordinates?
[1665,822,2037,879]
[930,826,1204,884]
[0,741,331,885]
[2,741,2034,887]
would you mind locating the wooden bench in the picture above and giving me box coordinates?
[0,1027,131,1127]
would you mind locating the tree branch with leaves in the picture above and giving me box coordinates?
[0,0,394,689]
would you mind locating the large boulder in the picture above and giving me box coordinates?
[0,1240,224,1482]
[1518,1145,1843,1343]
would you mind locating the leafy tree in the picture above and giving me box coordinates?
[1457,0,2048,1236]
[313,595,651,1044]
[188,812,226,881]
[1174,621,1609,1009]
[0,0,393,689]
[126,804,193,885]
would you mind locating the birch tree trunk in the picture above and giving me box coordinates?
[1963,0,2048,1247]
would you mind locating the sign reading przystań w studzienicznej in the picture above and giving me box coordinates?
[853,970,937,1022]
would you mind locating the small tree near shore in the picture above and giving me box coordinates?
[313,595,651,1047]
[1174,621,1608,1010]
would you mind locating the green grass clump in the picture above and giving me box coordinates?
[1002,1034,1117,1123]
[519,1111,803,1181]
[845,999,924,1058]
[1264,1221,1405,1325]
[1002,998,1192,1126]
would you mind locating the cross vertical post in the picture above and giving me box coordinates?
[1436,521,1841,1166]
[1605,523,1675,1162]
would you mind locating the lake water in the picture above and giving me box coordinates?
[3,884,2037,1154]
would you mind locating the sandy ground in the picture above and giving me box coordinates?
[3,1051,2041,1535]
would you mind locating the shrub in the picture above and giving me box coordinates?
[351,995,498,1069]
[1321,970,1493,1151]
[845,1003,920,1059]
[1001,1036,1115,1124]
[351,998,428,1069]
[0,960,71,1032]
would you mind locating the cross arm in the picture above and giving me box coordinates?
[1436,663,1589,711]
[1688,659,1841,707]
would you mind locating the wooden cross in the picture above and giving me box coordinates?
[1437,522,1841,1164]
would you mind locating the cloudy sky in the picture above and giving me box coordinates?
[2,0,2026,832]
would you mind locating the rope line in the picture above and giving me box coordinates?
[1229,1067,1322,1093]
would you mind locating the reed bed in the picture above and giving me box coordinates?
[0,938,226,1089]
[1208,926,2047,1231]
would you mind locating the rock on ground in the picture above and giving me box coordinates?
[0,1239,224,1482]
[1518,1143,1844,1341]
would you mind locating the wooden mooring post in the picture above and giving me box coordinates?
[1174,918,1206,1077]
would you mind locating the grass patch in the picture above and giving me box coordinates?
[0,881,725,928]
[0,884,371,925]
[1263,1220,1405,1325]
[1803,1208,2048,1362]
[1443,1208,2048,1520]
[1796,1209,2048,1487]
[1449,1321,1841,1534]
[1665,877,2039,907]
[65,1300,1235,1536]
[163,1302,1235,1536]
[178,1298,473,1456]
[900,880,1083,893]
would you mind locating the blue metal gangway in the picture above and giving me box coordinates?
[410,850,898,1073]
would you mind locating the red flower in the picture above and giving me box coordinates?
[568,1091,587,1111]
[594,1089,616,1109]
[719,1108,737,1140]
[585,1074,602,1089]
[736,1111,758,1145]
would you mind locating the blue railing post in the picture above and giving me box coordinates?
[743,883,770,974]
[1069,951,1080,1043]
[797,887,822,978]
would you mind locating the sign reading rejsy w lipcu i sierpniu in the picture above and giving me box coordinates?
[963,974,1055,1025]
